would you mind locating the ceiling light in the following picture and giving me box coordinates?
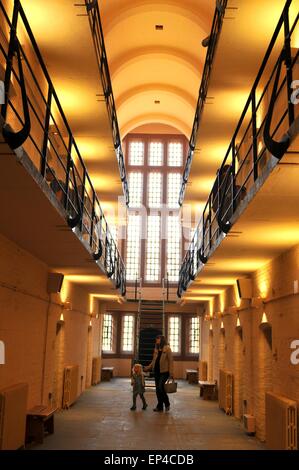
[155,25,164,30]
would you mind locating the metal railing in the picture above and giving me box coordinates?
[178,0,299,297]
[178,0,228,206]
[84,0,129,206]
[0,0,126,296]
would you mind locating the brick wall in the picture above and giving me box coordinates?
[0,233,102,408]
[201,243,299,441]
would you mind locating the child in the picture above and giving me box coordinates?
[130,363,148,410]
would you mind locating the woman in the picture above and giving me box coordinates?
[144,335,174,412]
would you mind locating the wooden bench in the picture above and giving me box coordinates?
[101,367,114,381]
[26,405,57,444]
[198,380,217,400]
[186,369,198,384]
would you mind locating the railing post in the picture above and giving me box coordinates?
[283,6,295,126]
[64,135,73,211]
[208,199,212,250]
[231,138,236,212]
[90,190,96,248]
[80,168,86,232]
[1,0,19,120]
[251,90,258,181]
[40,84,53,177]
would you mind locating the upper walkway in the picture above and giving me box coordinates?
[178,0,299,299]
[0,0,126,296]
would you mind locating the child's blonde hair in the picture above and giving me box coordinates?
[132,363,143,375]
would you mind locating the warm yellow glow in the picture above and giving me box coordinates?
[220,321,224,330]
[74,138,109,162]
[89,175,120,194]
[185,296,215,302]
[63,301,72,311]
[191,176,217,194]
[234,283,241,308]
[292,27,299,48]
[59,313,64,322]
[60,279,69,304]
[236,316,241,328]
[259,279,269,299]
[65,275,107,284]
[258,140,263,154]
[189,288,224,295]
[91,294,120,300]
[89,295,94,315]
[209,322,213,331]
[215,258,268,272]
[52,85,95,118]
[261,312,268,324]
[219,291,225,312]
[89,319,92,327]
[290,6,299,47]
[195,277,237,286]
[209,298,214,317]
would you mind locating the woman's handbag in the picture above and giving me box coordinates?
[164,378,177,394]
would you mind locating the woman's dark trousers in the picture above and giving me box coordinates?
[155,372,170,409]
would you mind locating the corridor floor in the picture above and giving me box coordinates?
[32,379,265,450]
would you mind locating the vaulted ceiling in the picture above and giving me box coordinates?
[99,0,214,137]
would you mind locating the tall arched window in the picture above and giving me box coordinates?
[124,134,187,285]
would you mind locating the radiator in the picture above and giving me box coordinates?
[266,392,298,450]
[198,360,207,381]
[0,383,28,450]
[218,369,233,415]
[62,365,79,409]
[91,357,101,385]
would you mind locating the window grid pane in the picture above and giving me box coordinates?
[129,141,144,165]
[168,316,180,353]
[189,317,200,354]
[129,172,143,208]
[167,215,181,282]
[167,173,181,208]
[126,214,141,281]
[148,172,163,208]
[122,315,134,352]
[102,314,113,351]
[149,142,163,166]
[145,215,161,281]
[168,142,183,167]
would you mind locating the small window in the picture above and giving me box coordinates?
[128,172,143,208]
[145,215,161,282]
[189,317,200,354]
[168,316,181,353]
[129,141,144,166]
[167,215,181,282]
[149,142,163,166]
[167,173,181,208]
[148,172,163,208]
[126,214,141,281]
[168,142,183,167]
[102,314,114,352]
[122,315,135,352]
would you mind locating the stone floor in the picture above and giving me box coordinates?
[31,379,265,450]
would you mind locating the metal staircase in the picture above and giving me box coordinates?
[138,300,163,367]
